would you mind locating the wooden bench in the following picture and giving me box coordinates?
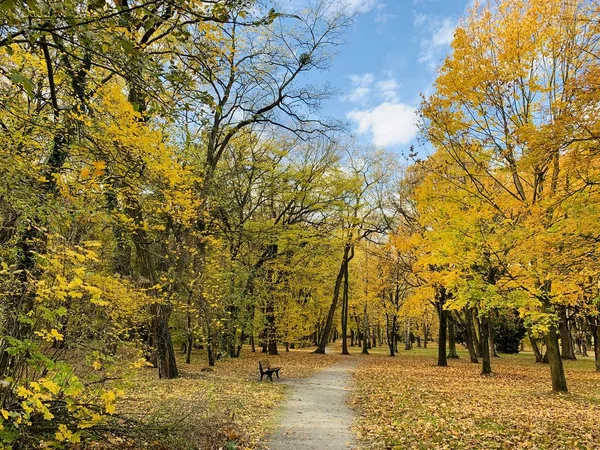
[259,359,281,382]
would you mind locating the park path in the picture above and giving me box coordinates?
[265,358,359,450]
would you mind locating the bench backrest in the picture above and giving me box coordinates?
[259,360,271,372]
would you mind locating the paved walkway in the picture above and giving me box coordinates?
[266,359,358,450]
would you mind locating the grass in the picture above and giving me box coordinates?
[349,344,600,450]
[93,342,599,449]
[106,345,342,449]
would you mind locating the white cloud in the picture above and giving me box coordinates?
[413,12,427,26]
[375,78,399,102]
[343,73,375,104]
[343,0,380,14]
[347,102,418,147]
[431,18,456,46]
[349,73,375,86]
[416,15,457,70]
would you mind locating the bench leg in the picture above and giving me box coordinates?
[260,373,264,382]
[275,370,279,379]
[268,373,273,382]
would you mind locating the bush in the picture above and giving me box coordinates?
[493,313,525,354]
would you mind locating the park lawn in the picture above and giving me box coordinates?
[350,346,600,449]
[99,346,341,450]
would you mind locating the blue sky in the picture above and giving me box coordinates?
[299,0,473,156]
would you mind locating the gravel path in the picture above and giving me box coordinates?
[265,358,358,450]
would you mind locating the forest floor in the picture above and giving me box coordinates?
[351,346,600,449]
[109,345,343,449]
[107,343,600,449]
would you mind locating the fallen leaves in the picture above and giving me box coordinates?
[350,347,600,449]
[109,346,341,449]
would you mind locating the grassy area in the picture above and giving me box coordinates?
[108,346,342,449]
[350,345,600,449]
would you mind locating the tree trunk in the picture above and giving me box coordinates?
[424,324,429,349]
[405,320,412,350]
[529,333,544,363]
[559,307,576,360]
[362,303,369,355]
[150,303,178,378]
[480,315,491,375]
[591,321,600,372]
[266,298,278,356]
[447,317,459,359]
[473,314,481,358]
[207,342,216,367]
[314,245,351,354]
[464,310,479,363]
[436,287,448,367]
[185,295,193,364]
[387,314,396,357]
[341,259,350,355]
[132,206,178,379]
[489,313,499,357]
[546,324,568,392]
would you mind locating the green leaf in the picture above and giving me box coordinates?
[10,71,34,98]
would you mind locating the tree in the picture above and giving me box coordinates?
[420,0,600,392]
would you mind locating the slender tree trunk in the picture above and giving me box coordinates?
[472,311,481,358]
[559,307,576,360]
[185,312,193,364]
[447,318,459,359]
[315,246,351,354]
[387,314,396,357]
[489,313,499,357]
[266,298,278,355]
[341,260,350,355]
[424,324,429,349]
[591,321,600,372]
[185,290,193,364]
[464,310,478,363]
[436,287,448,367]
[362,303,369,355]
[529,333,544,363]
[405,320,412,350]
[480,315,492,375]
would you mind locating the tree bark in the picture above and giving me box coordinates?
[447,317,459,359]
[362,303,370,355]
[489,313,499,357]
[131,204,178,379]
[546,324,568,392]
[435,286,448,367]
[341,257,350,355]
[558,307,576,360]
[480,315,492,375]
[315,245,352,354]
[591,321,600,372]
[387,314,396,357]
[463,309,479,363]
[529,333,544,363]
[266,298,278,355]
